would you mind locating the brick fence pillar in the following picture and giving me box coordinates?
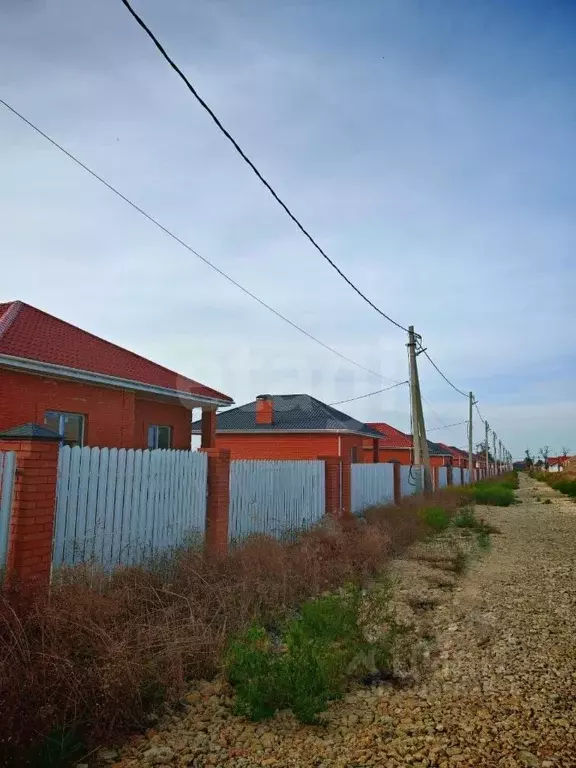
[433,466,439,491]
[204,448,230,556]
[393,462,401,505]
[320,456,343,517]
[0,423,61,587]
[459,467,464,485]
[447,466,453,486]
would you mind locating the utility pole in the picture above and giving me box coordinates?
[468,391,474,476]
[407,326,432,493]
[493,431,498,475]
[485,420,490,476]
[499,439,503,471]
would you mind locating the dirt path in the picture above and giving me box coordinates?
[112,477,576,768]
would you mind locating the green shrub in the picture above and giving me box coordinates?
[476,529,491,551]
[226,586,401,724]
[420,506,450,532]
[453,507,479,529]
[226,625,281,720]
[471,483,515,507]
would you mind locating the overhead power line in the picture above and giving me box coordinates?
[118,0,408,333]
[418,344,468,398]
[427,420,468,432]
[0,98,401,386]
[475,402,487,424]
[329,380,408,406]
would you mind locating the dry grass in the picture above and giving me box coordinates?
[0,486,470,765]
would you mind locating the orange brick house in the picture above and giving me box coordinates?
[191,394,382,461]
[361,422,454,467]
[0,300,232,450]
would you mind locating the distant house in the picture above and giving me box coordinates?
[0,300,232,449]
[191,394,382,461]
[547,456,571,473]
[362,423,454,467]
[438,444,470,468]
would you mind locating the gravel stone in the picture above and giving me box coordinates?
[107,476,576,767]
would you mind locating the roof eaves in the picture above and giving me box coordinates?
[191,427,382,437]
[0,353,233,408]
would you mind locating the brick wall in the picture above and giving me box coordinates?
[212,432,373,461]
[213,433,340,460]
[134,397,192,450]
[364,447,411,465]
[0,437,59,585]
[0,368,192,450]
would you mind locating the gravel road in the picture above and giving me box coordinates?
[110,476,576,768]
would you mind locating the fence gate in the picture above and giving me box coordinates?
[0,451,17,571]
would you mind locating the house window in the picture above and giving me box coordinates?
[44,411,85,447]
[147,425,172,450]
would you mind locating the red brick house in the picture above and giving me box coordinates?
[0,301,232,449]
[191,394,382,461]
[361,423,453,467]
[438,443,470,468]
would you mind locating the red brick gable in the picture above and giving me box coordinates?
[0,301,231,403]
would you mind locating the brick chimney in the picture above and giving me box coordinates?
[255,394,273,425]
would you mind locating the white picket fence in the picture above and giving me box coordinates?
[229,460,325,541]
[53,447,207,569]
[0,451,16,571]
[351,463,394,514]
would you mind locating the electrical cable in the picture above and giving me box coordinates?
[427,420,468,432]
[118,0,409,333]
[475,402,487,424]
[328,380,408,406]
[0,98,402,385]
[418,344,468,398]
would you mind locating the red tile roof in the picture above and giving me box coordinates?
[439,443,469,460]
[0,301,232,404]
[367,422,413,449]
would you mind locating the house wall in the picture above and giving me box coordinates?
[0,368,192,449]
[362,444,451,467]
[363,446,412,465]
[134,397,192,450]
[213,433,343,460]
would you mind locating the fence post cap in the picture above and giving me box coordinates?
[0,422,62,441]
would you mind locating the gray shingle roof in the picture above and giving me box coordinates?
[191,394,382,439]
[426,440,453,456]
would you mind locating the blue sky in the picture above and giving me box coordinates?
[1,0,575,458]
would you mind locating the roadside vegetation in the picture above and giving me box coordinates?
[531,470,576,499]
[0,483,492,766]
[226,500,500,726]
[465,471,518,507]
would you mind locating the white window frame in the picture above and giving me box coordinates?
[147,424,173,450]
[44,411,85,447]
